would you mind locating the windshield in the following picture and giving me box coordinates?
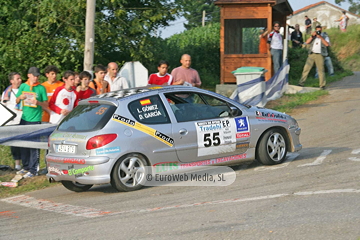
[57,104,117,132]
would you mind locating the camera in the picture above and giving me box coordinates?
[316,30,321,35]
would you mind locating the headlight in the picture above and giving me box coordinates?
[288,117,299,130]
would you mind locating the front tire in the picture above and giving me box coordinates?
[257,128,287,165]
[61,181,93,192]
[111,153,148,192]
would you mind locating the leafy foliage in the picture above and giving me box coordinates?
[335,0,360,14]
[0,0,178,91]
[174,0,220,30]
[160,23,220,88]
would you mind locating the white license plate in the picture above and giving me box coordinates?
[56,145,76,153]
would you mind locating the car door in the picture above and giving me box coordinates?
[163,91,251,163]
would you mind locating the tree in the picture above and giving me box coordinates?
[175,0,220,30]
[0,0,178,90]
[335,0,360,14]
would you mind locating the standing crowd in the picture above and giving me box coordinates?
[266,10,349,90]
[1,54,201,177]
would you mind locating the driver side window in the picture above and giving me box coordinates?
[164,92,241,122]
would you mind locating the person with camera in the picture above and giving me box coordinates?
[298,25,329,90]
[267,22,283,74]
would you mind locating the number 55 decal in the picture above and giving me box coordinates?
[204,132,221,147]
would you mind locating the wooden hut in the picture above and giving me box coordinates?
[215,0,293,83]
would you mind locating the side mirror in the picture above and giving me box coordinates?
[230,106,241,117]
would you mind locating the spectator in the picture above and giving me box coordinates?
[76,71,96,105]
[267,22,283,74]
[335,11,349,32]
[171,54,201,87]
[15,67,48,178]
[1,72,23,170]
[74,71,81,87]
[89,64,110,95]
[290,24,303,48]
[41,65,63,122]
[148,60,179,85]
[315,31,334,78]
[104,62,129,91]
[258,27,268,54]
[298,26,330,90]
[312,17,321,30]
[49,70,78,124]
[305,16,312,34]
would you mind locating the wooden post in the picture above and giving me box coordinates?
[202,10,206,27]
[84,0,96,74]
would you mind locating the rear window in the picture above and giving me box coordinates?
[57,104,117,132]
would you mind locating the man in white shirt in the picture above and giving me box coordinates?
[104,62,129,91]
[267,22,283,74]
[298,25,330,90]
[1,72,23,170]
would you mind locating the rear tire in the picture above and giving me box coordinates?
[111,153,148,192]
[61,181,93,192]
[257,128,287,165]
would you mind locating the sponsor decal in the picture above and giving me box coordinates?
[195,118,236,157]
[148,86,163,90]
[154,162,179,173]
[236,142,250,154]
[153,153,247,169]
[255,111,287,122]
[236,132,250,138]
[47,156,86,164]
[112,114,174,147]
[235,117,250,138]
[140,98,151,106]
[96,146,121,155]
[65,165,95,177]
[48,166,62,175]
[50,133,87,141]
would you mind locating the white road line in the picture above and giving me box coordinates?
[1,195,114,218]
[3,188,360,217]
[297,150,332,167]
[254,153,299,171]
[349,148,360,161]
[351,149,360,155]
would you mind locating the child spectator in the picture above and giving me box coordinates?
[41,65,63,122]
[148,60,174,85]
[75,71,96,105]
[49,70,78,124]
[89,64,109,95]
[74,71,81,86]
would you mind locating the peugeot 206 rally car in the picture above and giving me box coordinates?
[46,85,301,192]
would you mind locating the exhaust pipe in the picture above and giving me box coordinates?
[49,177,55,183]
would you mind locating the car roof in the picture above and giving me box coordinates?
[91,85,198,101]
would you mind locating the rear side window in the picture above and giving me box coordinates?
[128,95,170,124]
[58,104,117,132]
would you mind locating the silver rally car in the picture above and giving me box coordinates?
[46,85,301,192]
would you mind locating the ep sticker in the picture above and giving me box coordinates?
[196,118,236,157]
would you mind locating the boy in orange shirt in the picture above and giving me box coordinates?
[89,64,109,95]
[41,65,64,122]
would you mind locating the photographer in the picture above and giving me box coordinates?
[297,25,329,90]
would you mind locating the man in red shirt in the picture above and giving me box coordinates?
[148,60,181,86]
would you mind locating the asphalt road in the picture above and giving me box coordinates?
[1,73,360,240]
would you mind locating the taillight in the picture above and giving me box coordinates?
[86,134,117,150]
